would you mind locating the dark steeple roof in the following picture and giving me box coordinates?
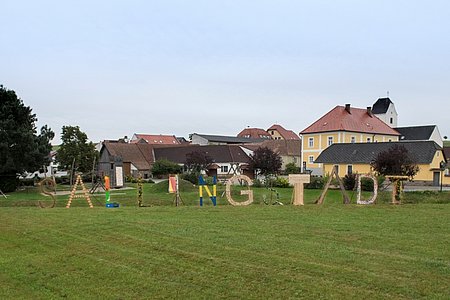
[315,141,441,164]
[395,125,436,141]
[372,98,393,114]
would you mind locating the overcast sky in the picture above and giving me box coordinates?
[1,0,449,144]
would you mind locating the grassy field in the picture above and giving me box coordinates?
[1,182,449,299]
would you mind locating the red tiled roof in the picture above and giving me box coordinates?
[267,124,300,140]
[237,128,272,139]
[300,105,401,136]
[131,134,180,145]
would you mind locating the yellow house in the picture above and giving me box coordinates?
[315,141,450,186]
[300,104,400,175]
[267,124,300,141]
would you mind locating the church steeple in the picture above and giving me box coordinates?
[372,97,398,127]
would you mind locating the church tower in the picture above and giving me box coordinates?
[372,97,398,128]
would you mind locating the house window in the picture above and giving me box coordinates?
[308,137,314,148]
[347,165,353,175]
[351,136,356,143]
[110,163,114,170]
[221,166,229,173]
[328,136,333,146]
[390,117,393,124]
[308,156,314,164]
[367,137,371,143]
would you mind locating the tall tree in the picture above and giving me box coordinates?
[249,147,282,177]
[371,145,419,178]
[0,85,54,192]
[56,126,98,174]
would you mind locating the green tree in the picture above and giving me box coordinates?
[151,159,182,177]
[0,85,54,192]
[249,147,282,177]
[56,126,98,174]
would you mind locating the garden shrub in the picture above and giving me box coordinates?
[0,176,19,193]
[180,172,200,185]
[305,176,325,189]
[273,177,290,188]
[284,163,301,174]
[343,174,386,191]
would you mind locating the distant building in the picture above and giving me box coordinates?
[131,134,180,145]
[98,141,155,186]
[154,145,253,178]
[372,97,398,127]
[241,139,301,171]
[267,124,300,140]
[191,133,266,146]
[237,127,272,139]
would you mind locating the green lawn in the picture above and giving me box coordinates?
[0,183,449,299]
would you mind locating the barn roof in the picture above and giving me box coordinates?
[315,141,441,165]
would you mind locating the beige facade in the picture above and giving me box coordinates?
[269,129,284,140]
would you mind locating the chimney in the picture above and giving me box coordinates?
[367,107,373,117]
[345,104,351,113]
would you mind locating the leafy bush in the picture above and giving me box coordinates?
[305,176,325,189]
[343,174,356,190]
[284,163,301,174]
[151,159,182,177]
[273,177,290,188]
[362,176,385,191]
[343,174,386,191]
[180,172,200,185]
[0,176,19,193]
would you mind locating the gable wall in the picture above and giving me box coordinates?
[431,127,443,147]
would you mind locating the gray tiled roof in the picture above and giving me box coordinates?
[315,141,441,164]
[395,125,436,141]
[154,145,250,164]
[195,134,265,144]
